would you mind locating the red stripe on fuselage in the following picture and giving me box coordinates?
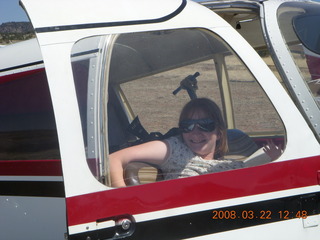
[66,156,320,226]
[0,159,62,176]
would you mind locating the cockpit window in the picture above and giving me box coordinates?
[293,14,320,55]
[278,1,320,106]
[72,28,285,187]
[0,70,59,160]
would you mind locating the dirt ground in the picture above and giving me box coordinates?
[121,56,285,136]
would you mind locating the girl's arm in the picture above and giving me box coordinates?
[109,140,169,187]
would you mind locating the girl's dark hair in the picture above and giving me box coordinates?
[179,98,228,159]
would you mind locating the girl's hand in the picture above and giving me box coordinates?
[263,139,283,161]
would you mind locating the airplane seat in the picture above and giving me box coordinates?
[226,129,259,158]
[108,104,127,149]
[107,87,136,153]
[226,129,273,167]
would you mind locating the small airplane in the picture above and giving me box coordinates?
[0,0,319,239]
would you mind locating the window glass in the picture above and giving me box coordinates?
[278,2,320,106]
[120,59,220,134]
[72,28,286,186]
[0,70,59,160]
[225,55,284,133]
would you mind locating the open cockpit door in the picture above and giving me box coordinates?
[21,0,320,239]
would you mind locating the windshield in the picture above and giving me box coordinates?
[278,1,320,106]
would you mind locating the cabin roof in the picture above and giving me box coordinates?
[20,0,186,33]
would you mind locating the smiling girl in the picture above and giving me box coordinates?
[110,98,277,187]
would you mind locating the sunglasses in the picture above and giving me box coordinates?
[179,118,216,133]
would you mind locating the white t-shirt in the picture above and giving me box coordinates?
[160,136,244,180]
